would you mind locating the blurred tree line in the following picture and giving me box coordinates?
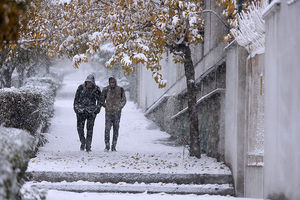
[0,0,51,89]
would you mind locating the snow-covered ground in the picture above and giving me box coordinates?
[27,63,230,175]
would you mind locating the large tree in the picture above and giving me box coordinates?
[21,0,205,158]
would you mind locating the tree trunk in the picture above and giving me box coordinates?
[1,65,15,88]
[17,66,24,87]
[183,45,201,158]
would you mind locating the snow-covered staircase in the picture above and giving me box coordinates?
[25,180,234,196]
[26,166,234,195]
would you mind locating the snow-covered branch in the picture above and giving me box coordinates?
[230,1,268,56]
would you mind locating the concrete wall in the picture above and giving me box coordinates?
[135,54,184,111]
[224,43,265,198]
[224,42,248,196]
[244,54,264,198]
[263,1,300,200]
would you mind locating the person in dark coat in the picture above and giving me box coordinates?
[101,77,126,151]
[73,74,101,152]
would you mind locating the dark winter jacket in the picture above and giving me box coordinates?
[73,74,102,115]
[101,78,126,114]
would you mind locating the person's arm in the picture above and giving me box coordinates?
[73,85,83,113]
[94,87,102,114]
[100,88,107,108]
[120,87,126,109]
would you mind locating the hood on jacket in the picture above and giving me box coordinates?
[85,74,95,85]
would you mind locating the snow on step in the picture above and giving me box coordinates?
[26,171,232,185]
[25,181,234,196]
[27,152,231,175]
[46,190,262,200]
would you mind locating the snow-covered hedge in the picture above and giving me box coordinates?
[0,74,61,135]
[0,88,42,134]
[0,127,36,200]
[21,75,60,133]
[0,73,61,200]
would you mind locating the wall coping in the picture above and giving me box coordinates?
[262,0,281,19]
[178,60,226,98]
[224,40,237,51]
[144,95,169,116]
[171,88,225,120]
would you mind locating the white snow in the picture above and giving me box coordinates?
[287,0,298,5]
[136,42,150,52]
[172,16,180,26]
[100,42,116,53]
[73,54,88,64]
[89,32,101,41]
[46,190,262,200]
[133,53,148,62]
[189,16,197,26]
[24,180,234,195]
[26,181,232,188]
[121,53,132,66]
[0,127,36,199]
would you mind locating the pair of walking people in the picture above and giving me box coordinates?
[73,75,126,152]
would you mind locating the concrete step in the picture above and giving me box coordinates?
[26,171,233,185]
[26,181,235,196]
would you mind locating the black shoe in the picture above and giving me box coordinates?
[80,143,85,151]
[86,149,92,152]
[111,146,117,151]
[104,143,110,151]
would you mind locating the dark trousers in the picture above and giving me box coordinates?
[105,112,121,148]
[77,113,96,150]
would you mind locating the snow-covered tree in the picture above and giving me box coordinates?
[22,0,205,158]
[216,0,263,42]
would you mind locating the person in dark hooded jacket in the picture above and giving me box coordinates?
[73,74,101,152]
[101,77,126,151]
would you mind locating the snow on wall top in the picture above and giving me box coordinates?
[231,1,268,57]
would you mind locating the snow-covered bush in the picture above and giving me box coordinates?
[21,75,61,133]
[0,73,61,200]
[0,74,61,135]
[20,183,46,200]
[0,88,42,134]
[0,127,36,200]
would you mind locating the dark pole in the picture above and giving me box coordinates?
[238,0,244,13]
